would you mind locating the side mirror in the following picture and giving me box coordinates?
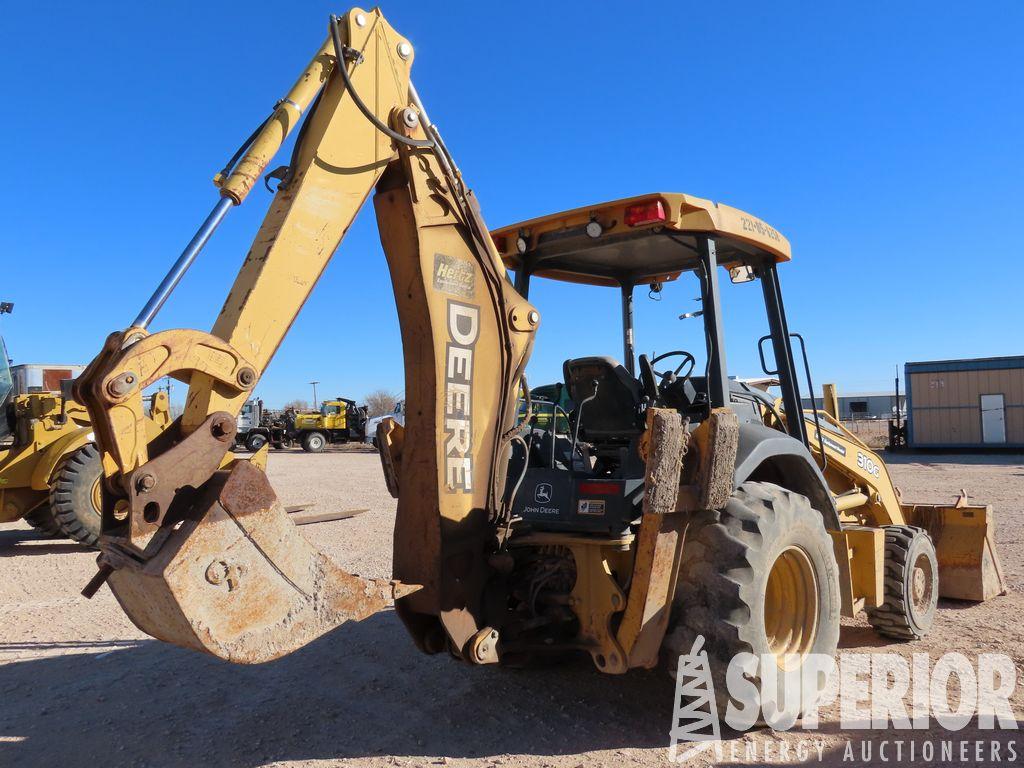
[729,265,756,284]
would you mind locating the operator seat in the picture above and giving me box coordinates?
[562,357,645,444]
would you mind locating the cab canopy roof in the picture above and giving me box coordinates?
[492,193,791,288]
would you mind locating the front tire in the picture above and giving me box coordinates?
[301,432,326,453]
[663,482,841,722]
[50,443,102,547]
[867,526,938,641]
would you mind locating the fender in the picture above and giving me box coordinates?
[31,426,94,491]
[29,403,169,491]
[732,420,840,530]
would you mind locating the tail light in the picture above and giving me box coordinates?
[624,199,667,227]
[578,481,624,496]
[491,235,507,253]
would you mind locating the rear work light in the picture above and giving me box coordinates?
[624,199,667,227]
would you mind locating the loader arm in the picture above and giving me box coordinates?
[799,406,1005,602]
[74,8,537,663]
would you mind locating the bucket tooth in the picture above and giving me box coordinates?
[103,461,416,663]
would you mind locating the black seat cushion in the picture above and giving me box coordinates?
[562,357,644,443]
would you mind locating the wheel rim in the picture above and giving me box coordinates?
[910,551,934,618]
[90,476,103,514]
[764,545,819,668]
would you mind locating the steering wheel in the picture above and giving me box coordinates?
[638,350,696,404]
[649,350,696,382]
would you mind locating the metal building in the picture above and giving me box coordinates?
[906,356,1024,449]
[801,391,904,420]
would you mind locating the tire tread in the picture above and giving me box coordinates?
[49,444,101,547]
[866,525,936,641]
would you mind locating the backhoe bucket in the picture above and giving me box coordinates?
[903,495,1007,602]
[103,461,414,663]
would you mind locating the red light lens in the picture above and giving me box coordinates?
[492,235,507,253]
[578,481,624,496]
[624,200,667,227]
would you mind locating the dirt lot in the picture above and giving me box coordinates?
[1,449,1021,767]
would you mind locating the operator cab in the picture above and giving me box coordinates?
[493,193,805,535]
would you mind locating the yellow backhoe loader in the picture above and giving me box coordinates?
[73,8,1004,720]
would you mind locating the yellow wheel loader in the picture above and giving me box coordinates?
[72,8,1004,721]
[0,338,172,546]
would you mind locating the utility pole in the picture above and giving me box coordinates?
[309,380,320,407]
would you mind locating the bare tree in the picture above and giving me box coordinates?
[364,389,398,418]
[283,399,311,411]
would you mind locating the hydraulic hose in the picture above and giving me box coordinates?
[328,15,434,149]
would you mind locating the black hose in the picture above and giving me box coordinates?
[328,15,434,149]
[217,114,273,181]
[277,88,324,190]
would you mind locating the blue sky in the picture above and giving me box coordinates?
[1,2,1021,407]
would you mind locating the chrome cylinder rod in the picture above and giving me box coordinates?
[131,196,234,329]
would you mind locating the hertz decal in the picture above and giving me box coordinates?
[444,300,479,492]
[433,253,475,299]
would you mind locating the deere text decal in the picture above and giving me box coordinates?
[444,300,479,491]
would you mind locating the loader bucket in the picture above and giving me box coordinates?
[903,495,1007,602]
[103,461,415,663]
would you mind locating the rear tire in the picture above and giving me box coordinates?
[245,433,268,452]
[24,504,63,538]
[302,432,326,453]
[50,444,102,547]
[867,526,938,641]
[663,482,841,722]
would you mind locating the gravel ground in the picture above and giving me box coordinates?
[0,448,1021,767]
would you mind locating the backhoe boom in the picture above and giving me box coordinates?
[75,8,537,663]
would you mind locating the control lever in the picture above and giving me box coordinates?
[570,381,599,459]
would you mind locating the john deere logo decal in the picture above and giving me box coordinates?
[534,483,552,504]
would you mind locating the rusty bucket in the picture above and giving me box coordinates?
[102,461,415,663]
